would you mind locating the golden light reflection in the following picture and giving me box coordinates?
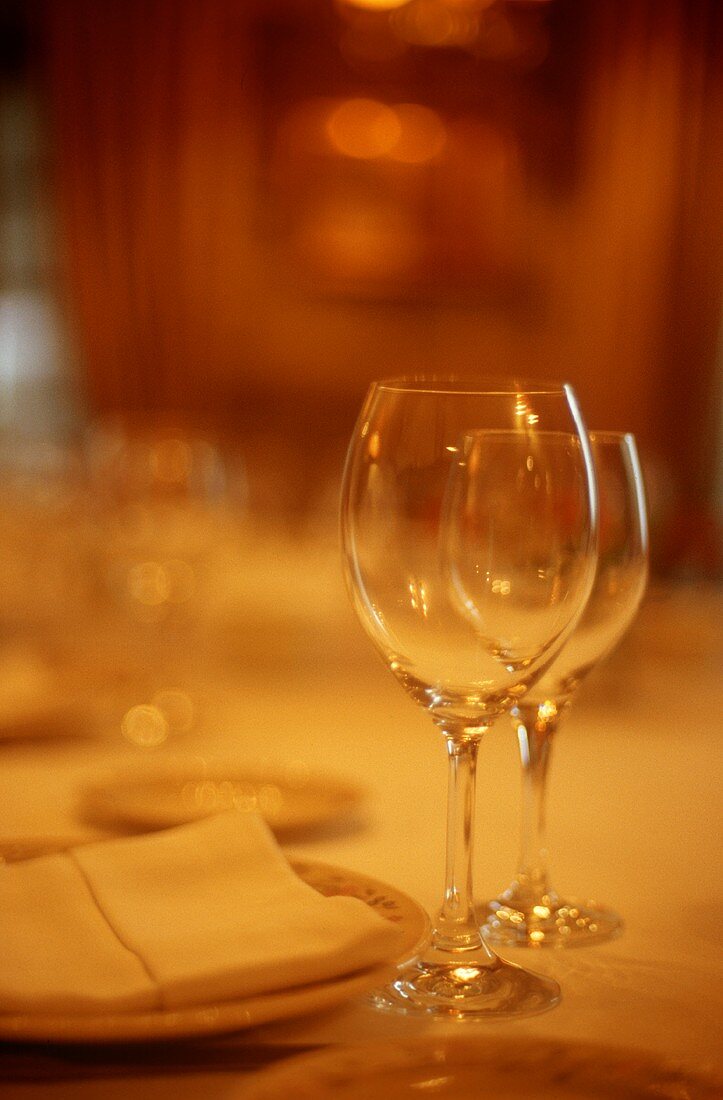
[452,966,482,981]
[331,0,553,64]
[537,699,558,722]
[529,929,545,943]
[391,0,481,47]
[179,779,285,817]
[126,558,195,618]
[512,395,540,428]
[121,704,169,747]
[408,576,429,617]
[182,779,257,813]
[324,98,446,164]
[338,0,411,10]
[326,98,401,159]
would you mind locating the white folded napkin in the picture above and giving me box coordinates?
[0,812,403,1015]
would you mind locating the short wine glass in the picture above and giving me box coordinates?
[481,431,648,948]
[340,379,598,1017]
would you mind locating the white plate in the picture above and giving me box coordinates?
[238,1036,722,1099]
[80,764,365,838]
[0,861,428,1044]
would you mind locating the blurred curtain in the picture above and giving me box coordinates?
[36,0,722,551]
[571,0,723,503]
[564,0,722,573]
[655,2,723,505]
[37,0,257,418]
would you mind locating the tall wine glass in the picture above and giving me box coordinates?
[340,379,598,1017]
[482,431,648,948]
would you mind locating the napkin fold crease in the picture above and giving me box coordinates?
[0,812,403,1016]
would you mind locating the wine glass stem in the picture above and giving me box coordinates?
[430,733,496,962]
[516,710,558,897]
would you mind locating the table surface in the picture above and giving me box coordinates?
[0,522,721,1098]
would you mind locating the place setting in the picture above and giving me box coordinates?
[0,378,719,1100]
[0,809,428,1045]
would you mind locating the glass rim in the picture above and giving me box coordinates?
[373,375,574,396]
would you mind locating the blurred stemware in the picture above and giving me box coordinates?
[340,378,598,1017]
[481,431,648,948]
[84,415,243,623]
[76,417,250,741]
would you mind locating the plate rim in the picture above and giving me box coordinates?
[80,763,367,836]
[0,859,429,1044]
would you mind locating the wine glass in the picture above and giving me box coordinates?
[481,431,648,948]
[340,378,598,1017]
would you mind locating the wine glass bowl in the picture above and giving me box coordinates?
[481,431,648,948]
[443,429,596,680]
[341,379,598,1016]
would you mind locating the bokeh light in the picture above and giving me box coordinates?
[326,98,402,159]
[337,0,412,11]
[121,704,169,747]
[322,97,446,164]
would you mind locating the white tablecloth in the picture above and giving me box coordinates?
[0,530,720,1098]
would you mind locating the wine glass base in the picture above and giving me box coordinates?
[368,956,560,1019]
[482,896,622,948]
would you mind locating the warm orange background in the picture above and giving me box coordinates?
[23,0,723,575]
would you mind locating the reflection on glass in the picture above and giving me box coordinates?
[482,431,648,947]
